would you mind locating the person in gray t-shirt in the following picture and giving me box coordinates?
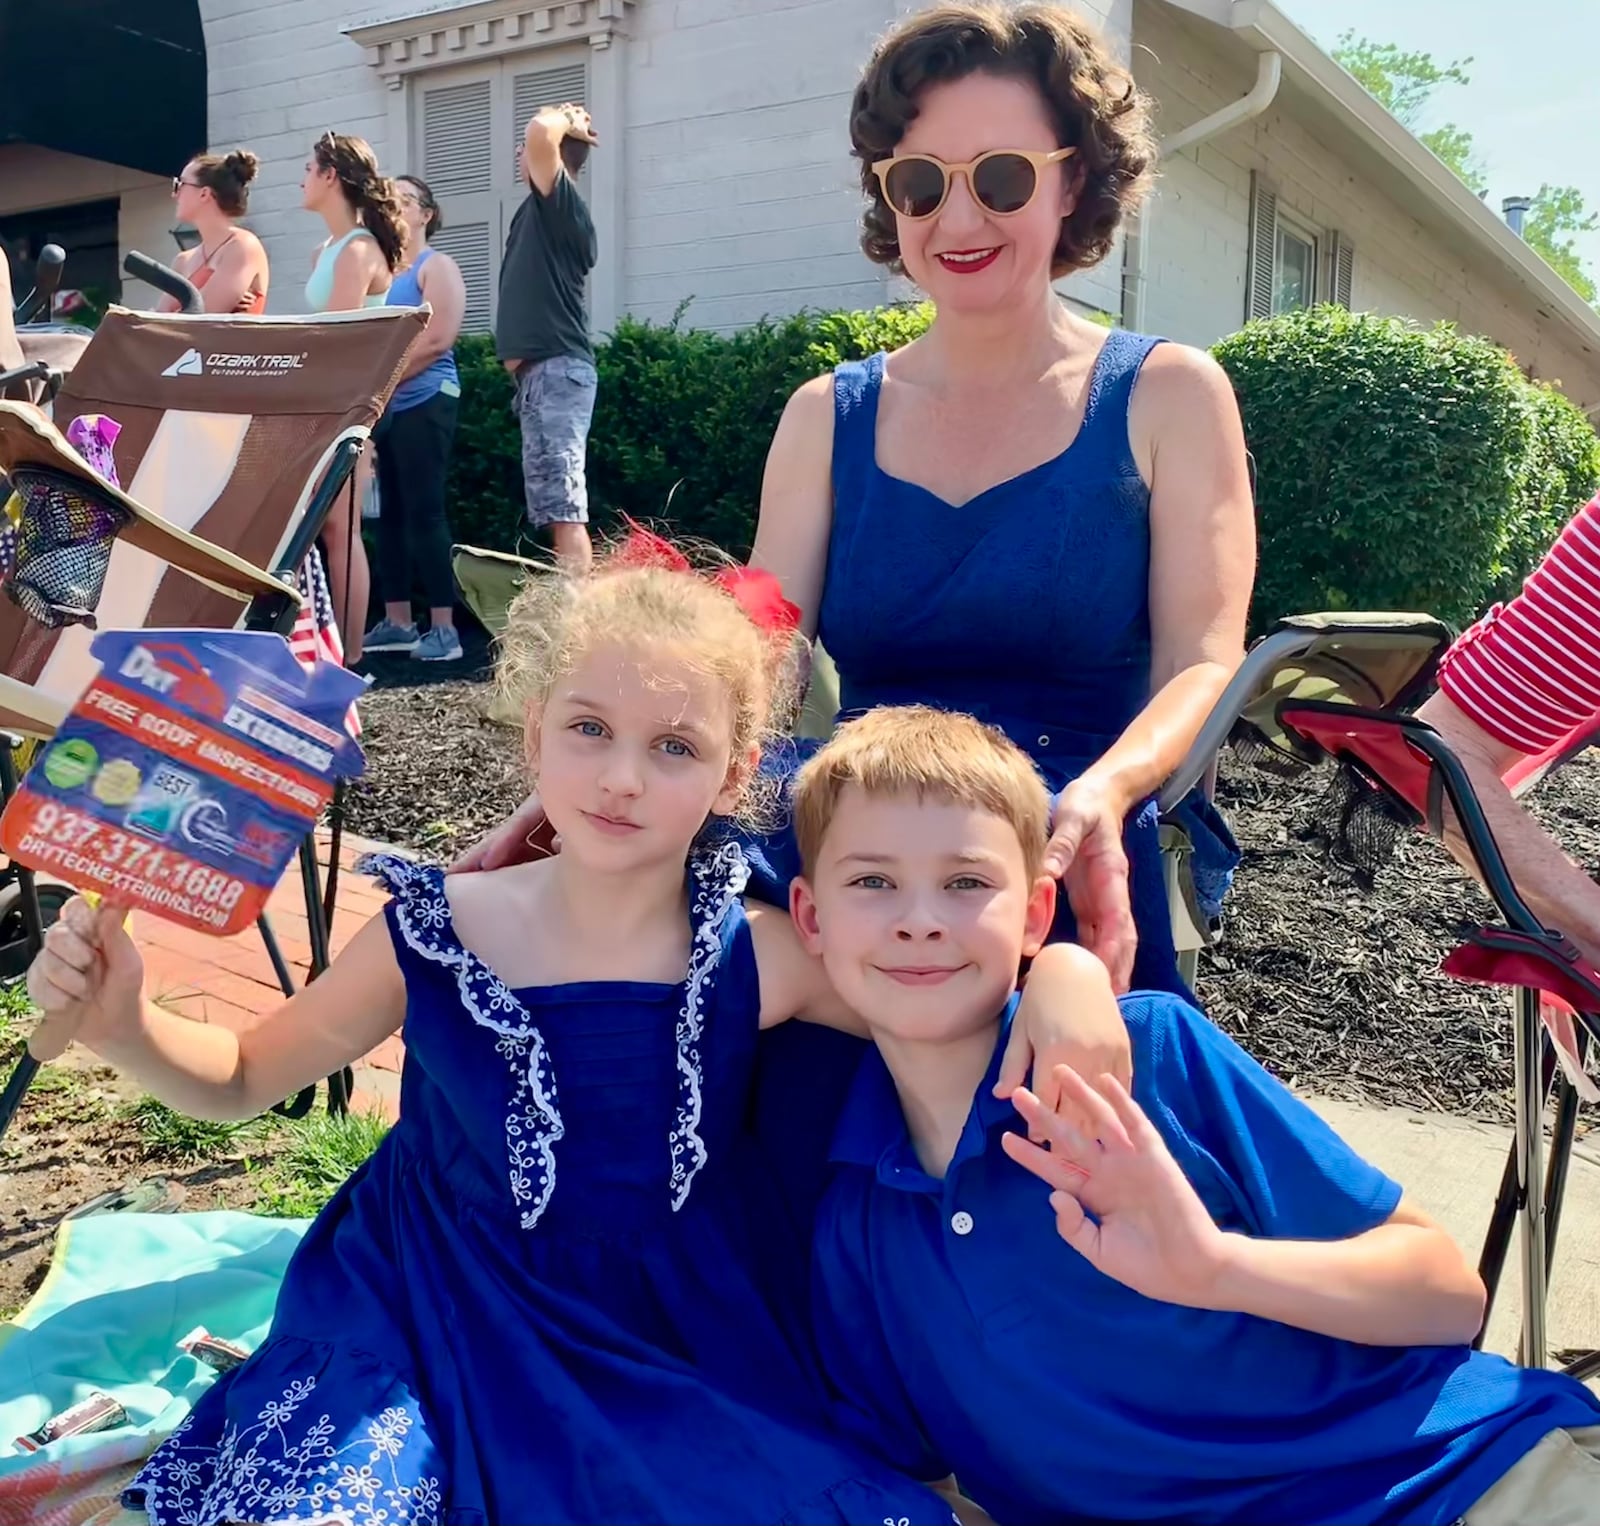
[496,102,600,572]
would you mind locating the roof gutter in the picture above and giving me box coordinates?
[1152,0,1600,363]
[1125,47,1281,331]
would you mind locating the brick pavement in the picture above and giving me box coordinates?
[128,828,405,1121]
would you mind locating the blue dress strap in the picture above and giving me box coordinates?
[829,351,886,529]
[1076,328,1167,476]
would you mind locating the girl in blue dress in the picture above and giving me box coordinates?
[28,536,1084,1525]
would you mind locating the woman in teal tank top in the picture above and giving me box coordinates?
[299,131,408,661]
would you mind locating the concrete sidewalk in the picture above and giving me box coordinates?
[1308,1095,1599,1376]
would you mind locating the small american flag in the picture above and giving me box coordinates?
[289,546,362,738]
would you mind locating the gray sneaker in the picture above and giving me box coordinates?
[413,625,464,663]
[364,618,419,653]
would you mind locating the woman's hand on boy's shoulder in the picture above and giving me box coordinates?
[1000,942,1132,1135]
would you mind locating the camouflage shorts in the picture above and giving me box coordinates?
[512,354,597,527]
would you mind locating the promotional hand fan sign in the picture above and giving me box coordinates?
[0,630,366,936]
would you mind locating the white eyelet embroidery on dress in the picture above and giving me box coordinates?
[669,839,750,1211]
[359,844,747,1224]
[359,853,564,1230]
[130,1376,443,1525]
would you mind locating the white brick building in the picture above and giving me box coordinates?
[2,0,1597,410]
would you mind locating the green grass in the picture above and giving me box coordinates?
[124,1096,263,1163]
[251,1107,391,1219]
[0,977,31,1064]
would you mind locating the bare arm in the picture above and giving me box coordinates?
[325,239,384,312]
[0,246,21,370]
[398,249,466,379]
[1083,343,1256,814]
[195,234,265,315]
[1009,1066,1486,1348]
[749,374,836,641]
[1209,1195,1487,1347]
[28,898,405,1121]
[747,899,867,1034]
[522,106,575,197]
[1417,689,1600,966]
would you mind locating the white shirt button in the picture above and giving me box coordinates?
[950,1210,974,1235]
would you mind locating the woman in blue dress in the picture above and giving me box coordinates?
[750,3,1255,1001]
[473,4,1256,1003]
[31,546,1093,1524]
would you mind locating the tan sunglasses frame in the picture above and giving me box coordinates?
[870,147,1078,220]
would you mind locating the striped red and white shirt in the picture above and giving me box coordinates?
[1437,493,1600,756]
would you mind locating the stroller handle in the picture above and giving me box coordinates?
[12,243,65,325]
[123,252,203,315]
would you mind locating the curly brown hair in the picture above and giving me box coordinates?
[313,132,407,272]
[850,2,1155,278]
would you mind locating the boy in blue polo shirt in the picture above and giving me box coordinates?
[788,705,1600,1526]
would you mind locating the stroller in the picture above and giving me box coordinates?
[0,250,427,1142]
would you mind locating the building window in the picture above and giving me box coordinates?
[1246,172,1355,322]
[1273,218,1318,314]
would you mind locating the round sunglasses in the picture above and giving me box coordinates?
[870,147,1077,221]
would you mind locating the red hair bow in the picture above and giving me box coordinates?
[614,519,801,635]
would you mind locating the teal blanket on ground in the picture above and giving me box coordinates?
[0,1210,307,1475]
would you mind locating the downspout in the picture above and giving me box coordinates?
[1125,48,1282,331]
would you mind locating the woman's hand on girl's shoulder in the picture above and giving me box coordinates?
[449,792,554,873]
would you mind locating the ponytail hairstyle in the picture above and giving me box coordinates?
[190,148,260,217]
[312,131,407,271]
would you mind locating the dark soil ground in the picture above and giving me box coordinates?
[7,635,1598,1318]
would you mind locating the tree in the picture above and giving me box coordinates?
[1523,185,1600,307]
[1332,31,1487,193]
[1332,33,1598,307]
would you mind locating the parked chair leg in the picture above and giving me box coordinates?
[1512,984,1549,1368]
[0,737,52,1146]
[1474,1040,1557,1348]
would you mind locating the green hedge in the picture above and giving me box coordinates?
[448,299,1599,631]
[447,301,934,557]
[1213,305,1600,630]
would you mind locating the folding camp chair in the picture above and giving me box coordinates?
[1163,612,1595,1378]
[0,271,427,1141]
[1266,700,1599,1381]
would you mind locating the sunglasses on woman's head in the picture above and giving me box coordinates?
[172,177,202,196]
[871,147,1077,220]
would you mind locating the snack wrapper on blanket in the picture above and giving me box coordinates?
[0,1210,311,1519]
[0,630,367,977]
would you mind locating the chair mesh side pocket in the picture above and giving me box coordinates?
[3,466,132,629]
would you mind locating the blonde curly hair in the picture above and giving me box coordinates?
[494,535,800,829]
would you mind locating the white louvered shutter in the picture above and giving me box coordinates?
[417,74,498,334]
[1245,172,1278,323]
[429,223,493,334]
[423,79,493,197]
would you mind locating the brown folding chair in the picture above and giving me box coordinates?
[0,299,427,1138]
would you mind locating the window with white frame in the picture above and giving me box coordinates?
[1246,172,1355,323]
[410,55,591,336]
